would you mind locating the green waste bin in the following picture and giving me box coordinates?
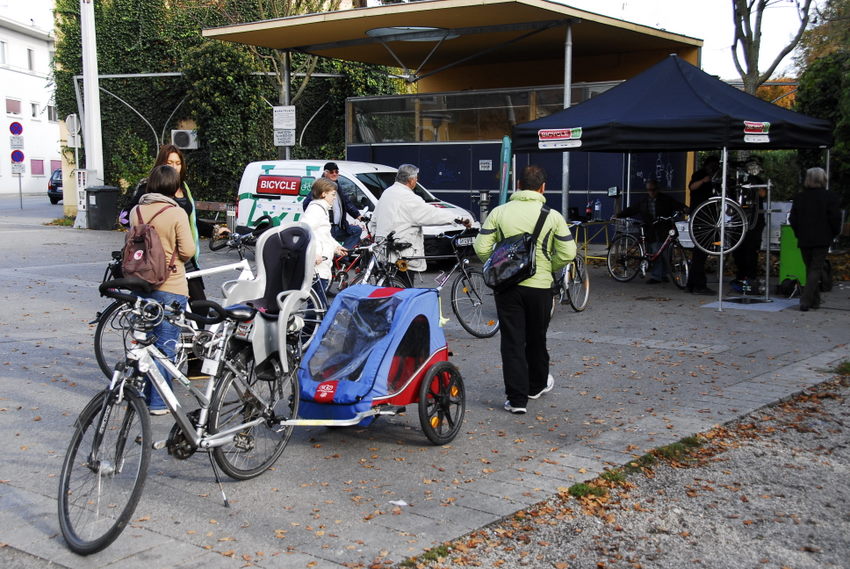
[85,186,120,230]
[779,224,806,286]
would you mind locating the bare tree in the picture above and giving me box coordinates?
[216,0,344,105]
[732,0,815,93]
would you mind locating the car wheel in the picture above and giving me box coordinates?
[49,196,60,204]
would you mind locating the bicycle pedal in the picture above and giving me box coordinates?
[152,439,167,450]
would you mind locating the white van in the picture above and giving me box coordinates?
[235,160,476,256]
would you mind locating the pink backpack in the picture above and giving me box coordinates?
[122,206,177,287]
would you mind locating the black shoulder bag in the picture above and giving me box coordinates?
[482,205,550,292]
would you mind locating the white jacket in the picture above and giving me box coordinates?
[302,199,340,280]
[371,182,459,271]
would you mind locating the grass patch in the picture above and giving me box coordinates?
[624,453,656,473]
[655,436,703,461]
[46,216,75,226]
[568,482,607,498]
[400,544,451,566]
[600,469,627,484]
[834,360,850,376]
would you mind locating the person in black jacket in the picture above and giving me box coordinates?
[687,155,721,295]
[302,162,366,250]
[788,167,841,311]
[617,178,686,284]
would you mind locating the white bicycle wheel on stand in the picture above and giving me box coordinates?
[688,197,748,255]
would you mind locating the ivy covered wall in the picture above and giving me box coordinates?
[53,0,404,202]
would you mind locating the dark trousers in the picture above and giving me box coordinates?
[332,224,362,251]
[732,227,763,280]
[688,248,708,290]
[495,285,552,407]
[800,246,828,309]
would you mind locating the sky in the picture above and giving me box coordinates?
[2,0,815,80]
[564,0,815,79]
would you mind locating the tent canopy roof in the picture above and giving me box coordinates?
[202,0,701,74]
[512,55,833,152]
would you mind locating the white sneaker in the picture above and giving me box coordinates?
[504,401,527,414]
[528,374,555,399]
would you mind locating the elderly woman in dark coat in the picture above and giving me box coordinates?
[788,167,841,311]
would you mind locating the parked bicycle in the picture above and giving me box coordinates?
[327,215,374,295]
[551,220,590,313]
[606,213,689,288]
[59,278,301,555]
[347,231,415,289]
[401,228,499,338]
[92,225,262,379]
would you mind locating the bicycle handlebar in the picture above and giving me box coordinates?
[185,300,226,325]
[99,278,226,325]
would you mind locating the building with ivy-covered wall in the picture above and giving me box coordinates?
[0,13,61,196]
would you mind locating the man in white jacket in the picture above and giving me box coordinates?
[372,164,470,274]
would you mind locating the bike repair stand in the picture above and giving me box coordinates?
[723,180,773,305]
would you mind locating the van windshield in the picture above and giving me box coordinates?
[355,172,439,203]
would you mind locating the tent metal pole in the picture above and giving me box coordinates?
[825,149,831,190]
[626,153,631,207]
[718,147,728,312]
[763,179,772,301]
[561,23,572,218]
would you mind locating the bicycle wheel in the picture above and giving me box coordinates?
[607,235,643,282]
[208,231,230,251]
[450,267,499,338]
[418,361,465,445]
[58,388,151,555]
[566,255,590,312]
[689,198,748,255]
[291,287,326,349]
[94,301,135,379]
[668,242,690,290]
[327,269,349,295]
[210,347,299,480]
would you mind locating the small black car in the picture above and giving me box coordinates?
[48,169,63,204]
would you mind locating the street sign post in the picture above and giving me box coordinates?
[273,106,296,148]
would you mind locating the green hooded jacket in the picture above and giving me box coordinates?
[474,190,576,289]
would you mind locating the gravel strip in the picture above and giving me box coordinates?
[402,375,850,569]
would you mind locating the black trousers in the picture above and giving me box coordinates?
[800,246,828,309]
[688,248,708,290]
[495,285,552,407]
[732,225,764,281]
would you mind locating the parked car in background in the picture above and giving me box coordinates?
[48,169,63,204]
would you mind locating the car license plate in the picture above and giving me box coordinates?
[455,236,475,247]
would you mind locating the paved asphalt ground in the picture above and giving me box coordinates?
[0,193,848,568]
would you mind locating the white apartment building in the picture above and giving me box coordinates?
[0,13,61,195]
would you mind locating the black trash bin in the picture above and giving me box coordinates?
[85,186,120,230]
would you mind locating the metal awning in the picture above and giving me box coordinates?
[203,0,702,79]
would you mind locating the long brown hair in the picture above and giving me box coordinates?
[154,144,186,188]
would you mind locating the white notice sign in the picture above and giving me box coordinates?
[478,159,493,171]
[273,106,296,130]
[274,129,296,147]
[10,135,23,149]
[12,163,25,174]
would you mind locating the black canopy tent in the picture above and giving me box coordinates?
[512,54,832,153]
[512,55,833,308]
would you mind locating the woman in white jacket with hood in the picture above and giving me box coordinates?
[303,178,348,304]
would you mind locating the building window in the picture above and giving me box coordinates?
[31,159,45,176]
[0,41,7,65]
[31,102,40,119]
[47,105,57,122]
[6,98,21,116]
[27,48,35,71]
[51,160,62,172]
